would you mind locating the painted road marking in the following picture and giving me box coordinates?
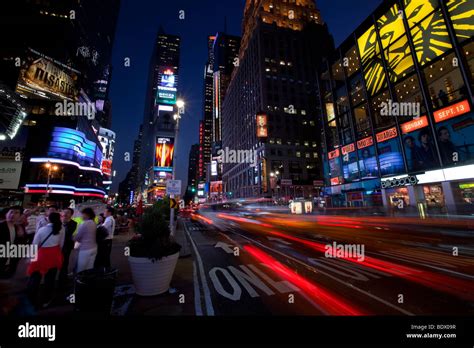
[193,261,203,316]
[184,223,215,316]
[214,242,234,254]
[267,236,292,245]
[208,263,301,301]
[227,230,414,315]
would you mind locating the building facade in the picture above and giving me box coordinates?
[139,29,181,203]
[222,0,333,199]
[0,0,120,206]
[319,0,474,215]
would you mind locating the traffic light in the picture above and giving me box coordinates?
[191,187,196,193]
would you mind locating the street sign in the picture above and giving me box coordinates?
[313,180,324,187]
[166,179,182,195]
[281,179,292,186]
[170,198,178,209]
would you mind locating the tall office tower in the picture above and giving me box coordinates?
[0,0,120,205]
[221,0,333,199]
[139,28,181,202]
[199,36,216,182]
[212,33,241,144]
[187,144,200,190]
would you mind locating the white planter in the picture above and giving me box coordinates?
[128,252,179,296]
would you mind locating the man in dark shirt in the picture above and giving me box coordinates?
[59,208,77,286]
[0,206,24,278]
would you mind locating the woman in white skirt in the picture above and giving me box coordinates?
[74,208,97,273]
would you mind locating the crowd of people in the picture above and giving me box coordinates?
[0,205,119,310]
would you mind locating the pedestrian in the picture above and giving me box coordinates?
[36,205,58,232]
[438,89,449,106]
[74,208,97,273]
[59,208,77,286]
[94,207,115,269]
[0,206,25,278]
[24,209,38,244]
[26,212,64,308]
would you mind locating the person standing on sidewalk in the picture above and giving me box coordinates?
[94,207,115,269]
[36,206,58,232]
[59,208,77,285]
[26,212,65,308]
[74,208,97,273]
[0,206,25,279]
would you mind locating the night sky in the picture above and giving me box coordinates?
[109,0,383,191]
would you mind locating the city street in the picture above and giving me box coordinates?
[185,208,474,316]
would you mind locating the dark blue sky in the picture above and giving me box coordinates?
[109,0,383,191]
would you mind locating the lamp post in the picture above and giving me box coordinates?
[44,162,58,199]
[170,99,184,235]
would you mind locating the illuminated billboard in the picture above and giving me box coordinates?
[156,67,178,105]
[101,159,112,177]
[155,137,174,171]
[256,114,268,138]
[16,48,80,101]
[47,127,102,169]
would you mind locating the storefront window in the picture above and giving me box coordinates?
[376,127,405,176]
[335,87,350,114]
[410,10,453,66]
[424,52,467,109]
[384,34,415,83]
[371,90,395,132]
[452,182,474,215]
[423,184,446,214]
[343,45,361,77]
[327,119,340,149]
[349,73,367,105]
[446,0,474,43]
[434,104,474,167]
[328,149,342,184]
[354,104,372,138]
[462,41,474,89]
[342,143,359,182]
[393,74,427,117]
[357,136,378,178]
[339,112,354,145]
[386,187,410,209]
[400,116,440,172]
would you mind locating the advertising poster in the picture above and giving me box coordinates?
[155,137,174,171]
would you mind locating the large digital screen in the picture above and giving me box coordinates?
[47,127,102,169]
[156,67,178,105]
[447,0,474,43]
[16,48,80,101]
[155,137,174,171]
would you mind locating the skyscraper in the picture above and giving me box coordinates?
[139,28,181,202]
[221,0,333,199]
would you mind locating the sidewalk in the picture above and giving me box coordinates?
[0,218,196,316]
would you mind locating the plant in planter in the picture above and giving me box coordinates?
[127,201,181,296]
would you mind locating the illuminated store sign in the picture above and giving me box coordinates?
[381,175,418,189]
[433,100,471,123]
[357,136,374,149]
[47,127,102,169]
[376,127,398,143]
[341,143,355,155]
[328,148,340,159]
[256,114,268,138]
[401,116,429,134]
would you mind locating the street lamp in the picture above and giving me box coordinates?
[45,162,58,198]
[169,99,185,235]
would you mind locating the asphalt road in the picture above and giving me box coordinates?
[184,210,474,316]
